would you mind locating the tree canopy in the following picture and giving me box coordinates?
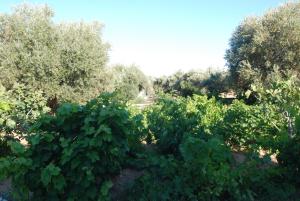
[111,64,152,101]
[225,2,300,92]
[153,68,230,97]
[0,4,109,102]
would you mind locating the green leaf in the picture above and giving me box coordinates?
[30,135,41,146]
[103,133,112,142]
[86,151,100,162]
[0,118,5,125]
[100,180,113,196]
[96,125,112,135]
[0,102,10,111]
[53,175,66,191]
[6,119,16,129]
[9,141,25,155]
[41,163,61,186]
[245,90,252,99]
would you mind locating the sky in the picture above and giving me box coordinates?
[0,0,287,77]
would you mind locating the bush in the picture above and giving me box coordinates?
[277,115,300,186]
[0,83,50,134]
[144,95,191,154]
[0,137,11,157]
[178,137,234,200]
[126,137,234,201]
[144,94,223,154]
[185,95,225,135]
[277,135,300,186]
[127,136,297,201]
[0,99,15,132]
[0,93,140,201]
[217,100,285,151]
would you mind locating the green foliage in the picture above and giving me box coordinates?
[278,115,300,187]
[0,4,109,102]
[145,94,224,154]
[145,94,191,154]
[186,95,225,135]
[178,137,234,200]
[247,72,300,140]
[111,65,151,101]
[0,86,298,200]
[0,100,15,131]
[0,137,11,157]
[0,3,299,200]
[131,88,298,200]
[277,134,300,186]
[153,69,230,97]
[241,72,300,194]
[0,83,50,134]
[225,2,300,91]
[127,137,235,201]
[0,83,49,160]
[217,100,285,150]
[249,72,300,114]
[0,93,140,201]
[127,136,295,201]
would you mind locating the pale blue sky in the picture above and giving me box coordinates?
[0,0,287,76]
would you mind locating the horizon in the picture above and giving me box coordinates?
[0,0,288,77]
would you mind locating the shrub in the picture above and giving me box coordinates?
[144,94,191,154]
[178,137,234,200]
[185,95,225,135]
[0,83,50,134]
[0,137,11,157]
[127,136,297,201]
[277,114,300,186]
[145,94,225,155]
[126,137,258,201]
[0,93,140,201]
[277,135,300,186]
[217,100,285,151]
[0,99,15,132]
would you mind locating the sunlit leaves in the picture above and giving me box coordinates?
[0,93,137,200]
[226,2,300,91]
[0,4,109,102]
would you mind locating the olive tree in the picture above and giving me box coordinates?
[153,69,230,97]
[0,4,110,102]
[225,2,300,92]
[111,64,151,100]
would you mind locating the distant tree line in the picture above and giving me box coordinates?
[153,68,230,98]
[1,2,300,104]
[155,2,300,98]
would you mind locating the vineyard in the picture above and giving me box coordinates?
[1,2,300,201]
[0,75,299,201]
